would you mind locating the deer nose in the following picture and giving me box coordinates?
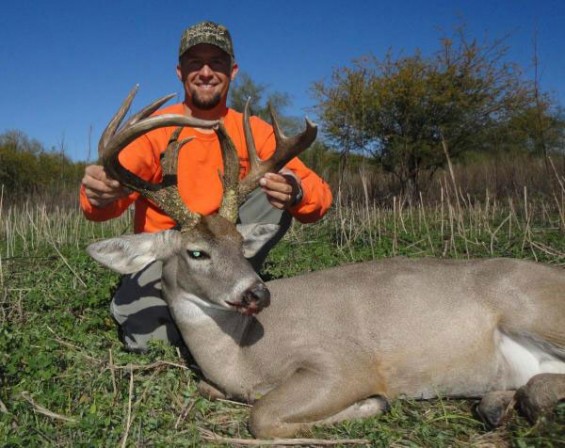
[243,282,271,313]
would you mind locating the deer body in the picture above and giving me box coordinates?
[92,227,565,437]
[88,89,565,438]
[166,256,565,399]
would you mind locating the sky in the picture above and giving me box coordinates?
[1,0,564,161]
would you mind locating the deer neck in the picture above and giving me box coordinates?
[170,289,266,396]
[161,258,261,384]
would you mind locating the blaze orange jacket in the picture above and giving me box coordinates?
[80,104,333,233]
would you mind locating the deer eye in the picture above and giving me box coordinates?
[187,250,209,260]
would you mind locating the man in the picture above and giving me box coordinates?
[81,21,332,352]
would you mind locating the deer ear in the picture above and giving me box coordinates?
[87,230,182,274]
[237,223,280,259]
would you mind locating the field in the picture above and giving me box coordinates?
[1,189,565,447]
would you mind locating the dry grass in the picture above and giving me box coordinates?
[1,200,132,259]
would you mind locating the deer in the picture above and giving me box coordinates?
[87,88,565,439]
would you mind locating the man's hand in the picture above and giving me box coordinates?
[81,165,128,208]
[259,168,303,210]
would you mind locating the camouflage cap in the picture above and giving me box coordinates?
[178,21,234,60]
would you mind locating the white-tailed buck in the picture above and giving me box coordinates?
[88,89,565,439]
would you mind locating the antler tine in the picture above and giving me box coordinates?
[216,123,241,223]
[98,86,220,229]
[150,127,203,229]
[99,84,139,154]
[122,92,177,128]
[237,100,318,202]
[242,98,261,175]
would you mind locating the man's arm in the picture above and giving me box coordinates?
[249,116,333,223]
[80,164,136,221]
[279,157,333,223]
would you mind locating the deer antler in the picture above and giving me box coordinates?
[218,99,318,222]
[98,85,219,228]
[100,88,317,229]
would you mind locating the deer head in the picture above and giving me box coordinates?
[87,86,317,316]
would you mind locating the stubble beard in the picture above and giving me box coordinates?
[191,91,222,110]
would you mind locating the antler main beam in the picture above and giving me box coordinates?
[98,85,219,228]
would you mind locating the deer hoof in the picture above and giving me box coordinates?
[515,373,565,424]
[474,391,515,428]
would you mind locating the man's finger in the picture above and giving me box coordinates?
[259,176,293,194]
[85,165,121,188]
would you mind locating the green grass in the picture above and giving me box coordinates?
[1,199,564,447]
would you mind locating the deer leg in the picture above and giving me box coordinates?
[248,368,385,439]
[515,373,565,423]
[197,379,227,400]
[315,396,389,425]
[475,390,515,427]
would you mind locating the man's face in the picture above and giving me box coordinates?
[177,44,238,111]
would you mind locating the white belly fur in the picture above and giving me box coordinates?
[499,331,565,388]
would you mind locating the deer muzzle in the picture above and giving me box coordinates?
[227,282,271,316]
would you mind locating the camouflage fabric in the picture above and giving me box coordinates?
[178,21,234,59]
